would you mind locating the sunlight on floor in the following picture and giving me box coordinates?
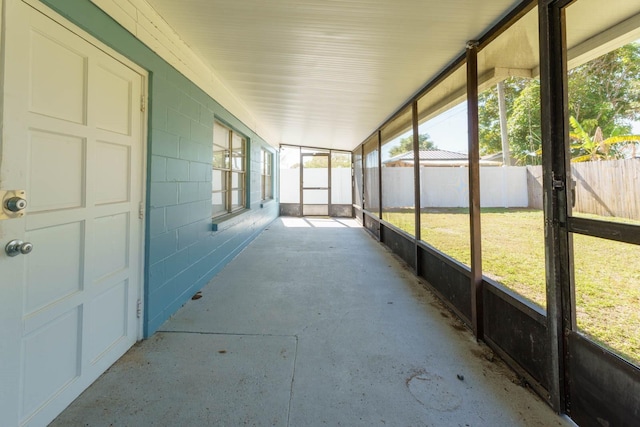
[280,217,361,228]
[280,217,312,228]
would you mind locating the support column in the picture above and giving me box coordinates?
[377,130,383,238]
[412,101,421,275]
[328,151,332,216]
[360,146,365,222]
[539,0,572,413]
[466,40,483,340]
[299,148,304,217]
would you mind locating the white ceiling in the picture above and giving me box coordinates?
[143,0,640,151]
[145,0,524,151]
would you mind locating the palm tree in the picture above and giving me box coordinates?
[569,116,640,162]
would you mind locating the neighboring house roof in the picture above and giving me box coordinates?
[385,149,468,164]
[384,149,503,167]
[481,151,505,162]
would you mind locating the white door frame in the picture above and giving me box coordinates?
[15,0,149,339]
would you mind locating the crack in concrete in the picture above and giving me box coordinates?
[159,329,301,426]
[158,330,297,339]
[287,335,299,427]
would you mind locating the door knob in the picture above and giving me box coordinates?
[5,240,33,257]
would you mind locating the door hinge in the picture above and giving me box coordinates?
[140,94,146,112]
[136,299,142,319]
[139,202,144,219]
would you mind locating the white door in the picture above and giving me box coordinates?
[0,2,146,426]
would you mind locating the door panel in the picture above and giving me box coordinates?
[28,131,86,211]
[303,189,329,204]
[0,2,145,426]
[94,142,131,204]
[29,29,87,124]
[93,213,129,279]
[21,308,82,419]
[94,63,133,135]
[24,221,84,313]
[87,279,129,362]
[302,153,330,216]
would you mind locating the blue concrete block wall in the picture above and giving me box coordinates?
[43,0,280,336]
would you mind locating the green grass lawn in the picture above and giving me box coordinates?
[383,208,640,366]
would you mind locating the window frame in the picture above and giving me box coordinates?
[212,121,247,218]
[261,148,273,201]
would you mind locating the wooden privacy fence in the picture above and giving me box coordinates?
[527,159,640,220]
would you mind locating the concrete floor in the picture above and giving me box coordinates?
[52,217,572,426]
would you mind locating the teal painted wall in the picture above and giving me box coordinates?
[42,0,279,336]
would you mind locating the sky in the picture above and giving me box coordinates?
[380,102,469,161]
[419,102,469,154]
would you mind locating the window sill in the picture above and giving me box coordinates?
[211,209,249,232]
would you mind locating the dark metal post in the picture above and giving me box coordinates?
[328,151,332,216]
[466,41,483,340]
[360,145,365,222]
[299,148,304,217]
[378,130,383,222]
[539,0,572,413]
[350,151,355,218]
[412,101,421,275]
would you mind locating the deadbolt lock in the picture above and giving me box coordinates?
[6,197,27,212]
[0,190,27,220]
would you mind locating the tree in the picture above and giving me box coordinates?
[301,153,352,168]
[479,77,542,165]
[478,77,530,156]
[478,42,640,165]
[388,133,435,157]
[569,116,640,162]
[568,43,640,137]
[506,79,542,165]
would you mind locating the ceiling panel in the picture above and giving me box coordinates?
[146,0,524,150]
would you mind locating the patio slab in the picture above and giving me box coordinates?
[52,217,573,426]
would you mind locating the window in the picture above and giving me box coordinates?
[261,149,273,201]
[212,121,246,217]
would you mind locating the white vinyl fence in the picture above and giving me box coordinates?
[281,166,530,209]
[280,168,352,204]
[382,166,528,209]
